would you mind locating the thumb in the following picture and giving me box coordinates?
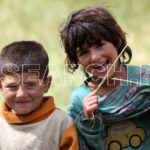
[89,90,97,96]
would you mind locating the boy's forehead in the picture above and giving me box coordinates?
[2,72,41,82]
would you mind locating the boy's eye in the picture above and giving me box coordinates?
[7,84,17,89]
[24,83,37,88]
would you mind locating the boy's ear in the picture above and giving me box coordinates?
[0,81,2,91]
[43,75,52,93]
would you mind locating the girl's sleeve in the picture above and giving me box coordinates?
[67,93,83,120]
[67,92,105,150]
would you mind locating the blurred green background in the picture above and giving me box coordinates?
[0,0,150,110]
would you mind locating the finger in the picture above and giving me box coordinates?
[85,96,98,102]
[85,98,98,105]
[89,100,98,106]
[83,96,98,105]
[86,104,98,115]
[83,100,98,111]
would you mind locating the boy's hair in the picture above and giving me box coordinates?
[60,6,132,73]
[0,41,49,80]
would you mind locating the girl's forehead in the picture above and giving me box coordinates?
[76,40,104,52]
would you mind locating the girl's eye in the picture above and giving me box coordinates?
[95,42,105,48]
[101,42,105,46]
[79,50,88,56]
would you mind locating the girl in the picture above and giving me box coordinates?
[60,6,150,150]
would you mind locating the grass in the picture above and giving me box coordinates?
[0,0,150,110]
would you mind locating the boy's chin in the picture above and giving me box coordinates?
[12,109,33,116]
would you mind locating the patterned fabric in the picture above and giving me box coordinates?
[67,65,150,150]
[98,65,150,123]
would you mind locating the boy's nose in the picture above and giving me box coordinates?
[16,86,26,98]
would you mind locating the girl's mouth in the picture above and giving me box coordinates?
[91,60,109,73]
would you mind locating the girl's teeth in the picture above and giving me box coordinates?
[100,64,107,72]
[93,63,107,72]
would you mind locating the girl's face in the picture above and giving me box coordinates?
[76,40,120,80]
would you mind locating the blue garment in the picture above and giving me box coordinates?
[67,65,150,150]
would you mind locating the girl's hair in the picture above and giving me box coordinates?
[60,6,132,73]
[0,41,49,80]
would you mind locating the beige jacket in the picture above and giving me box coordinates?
[0,97,79,150]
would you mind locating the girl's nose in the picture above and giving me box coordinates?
[90,49,100,62]
[16,86,26,98]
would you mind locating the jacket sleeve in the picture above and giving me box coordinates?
[59,123,79,150]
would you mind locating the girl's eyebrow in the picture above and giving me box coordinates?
[76,45,88,52]
[76,47,82,53]
[76,48,86,55]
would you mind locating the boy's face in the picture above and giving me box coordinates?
[0,72,51,115]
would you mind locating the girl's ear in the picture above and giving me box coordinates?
[116,38,122,50]
[43,76,52,93]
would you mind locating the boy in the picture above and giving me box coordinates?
[0,41,79,150]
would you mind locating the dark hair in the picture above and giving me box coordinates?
[0,41,49,80]
[60,6,132,73]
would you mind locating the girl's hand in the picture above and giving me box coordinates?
[83,91,98,118]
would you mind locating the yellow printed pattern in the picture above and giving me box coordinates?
[105,120,145,150]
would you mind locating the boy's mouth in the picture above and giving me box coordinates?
[15,100,31,105]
